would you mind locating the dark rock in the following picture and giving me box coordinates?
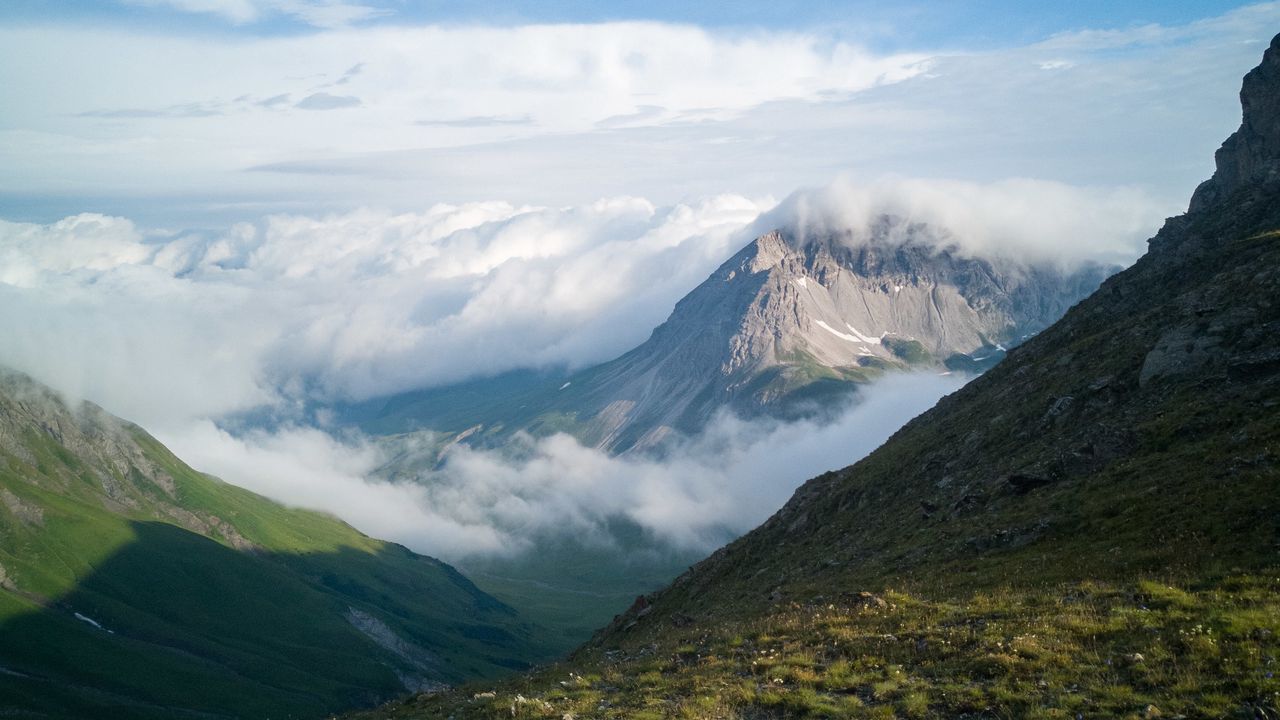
[1228,348,1280,381]
[843,591,888,610]
[1139,327,1225,386]
[1190,34,1280,212]
[1007,473,1056,494]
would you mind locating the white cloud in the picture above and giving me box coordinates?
[0,214,149,286]
[759,176,1165,268]
[125,0,386,28]
[0,21,928,220]
[0,195,767,426]
[0,6,1271,223]
[160,372,967,559]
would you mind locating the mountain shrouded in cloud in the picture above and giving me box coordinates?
[0,178,1160,566]
[0,179,1159,430]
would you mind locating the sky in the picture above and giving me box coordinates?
[0,2,1272,225]
[0,1,1274,559]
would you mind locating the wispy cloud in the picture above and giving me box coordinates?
[256,93,292,108]
[295,92,361,110]
[123,0,388,28]
[597,105,667,129]
[415,115,534,128]
[77,102,224,118]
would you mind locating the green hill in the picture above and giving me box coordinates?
[348,31,1280,720]
[0,370,551,719]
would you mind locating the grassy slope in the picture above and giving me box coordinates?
[364,574,1279,719]
[0,386,550,719]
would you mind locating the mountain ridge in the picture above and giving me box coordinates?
[0,367,551,719]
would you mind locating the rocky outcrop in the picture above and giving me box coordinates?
[1189,34,1280,212]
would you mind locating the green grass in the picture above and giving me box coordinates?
[881,337,932,365]
[0,378,551,719]
[351,574,1280,719]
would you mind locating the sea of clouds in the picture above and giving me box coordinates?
[0,178,1163,558]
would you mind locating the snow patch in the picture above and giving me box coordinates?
[844,323,886,345]
[793,277,808,289]
[559,382,571,390]
[74,612,114,634]
[814,319,860,343]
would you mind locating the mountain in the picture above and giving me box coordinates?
[332,208,1115,652]
[354,33,1280,720]
[354,223,1113,456]
[0,369,551,719]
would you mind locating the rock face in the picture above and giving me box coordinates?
[1190,33,1280,212]
[554,221,1112,452]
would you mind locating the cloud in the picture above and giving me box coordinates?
[0,20,931,220]
[256,93,292,108]
[123,0,387,28]
[0,6,1268,223]
[77,102,224,118]
[597,105,667,129]
[0,195,767,426]
[415,115,534,128]
[758,176,1165,268]
[295,92,361,110]
[160,372,968,559]
[0,176,1158,429]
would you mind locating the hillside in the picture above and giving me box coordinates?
[0,370,550,719]
[350,31,1280,720]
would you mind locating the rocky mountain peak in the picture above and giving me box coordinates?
[1189,32,1280,212]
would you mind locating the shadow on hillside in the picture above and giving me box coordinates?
[0,520,543,720]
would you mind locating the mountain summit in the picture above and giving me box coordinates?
[360,219,1111,455]
[552,221,1111,451]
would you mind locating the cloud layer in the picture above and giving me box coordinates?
[760,176,1162,268]
[0,177,1162,431]
[161,372,967,559]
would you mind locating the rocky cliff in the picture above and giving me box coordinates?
[553,221,1111,452]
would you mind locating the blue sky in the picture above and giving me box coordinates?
[0,1,1254,50]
